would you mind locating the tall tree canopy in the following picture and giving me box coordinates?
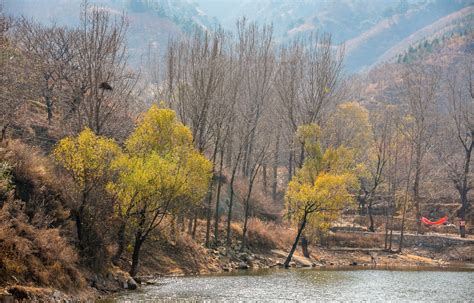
[284,123,358,267]
[107,105,212,276]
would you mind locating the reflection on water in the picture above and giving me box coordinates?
[114,268,474,302]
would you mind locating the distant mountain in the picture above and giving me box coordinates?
[341,0,473,71]
[195,0,473,71]
[3,0,216,66]
[4,0,473,72]
[195,0,401,43]
[358,30,474,107]
[375,5,474,66]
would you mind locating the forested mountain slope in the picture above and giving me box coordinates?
[4,0,473,71]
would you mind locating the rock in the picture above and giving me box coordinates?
[271,260,284,267]
[52,291,62,300]
[292,255,313,267]
[127,278,138,290]
[0,294,14,303]
[238,252,255,263]
[6,287,29,301]
[350,261,358,266]
[237,261,249,270]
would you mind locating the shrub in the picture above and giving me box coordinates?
[246,218,294,250]
[329,232,384,248]
[0,140,69,227]
[0,199,85,290]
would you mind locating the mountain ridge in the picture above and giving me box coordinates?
[4,0,473,72]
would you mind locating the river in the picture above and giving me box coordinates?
[113,267,474,302]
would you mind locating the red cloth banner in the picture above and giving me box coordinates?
[421,216,448,225]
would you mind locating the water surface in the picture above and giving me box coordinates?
[115,268,474,302]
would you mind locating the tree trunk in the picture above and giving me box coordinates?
[0,123,8,143]
[459,218,466,238]
[192,212,198,239]
[75,212,83,249]
[301,236,309,258]
[206,143,219,247]
[76,191,88,249]
[457,141,472,238]
[112,222,126,265]
[45,95,53,124]
[226,149,241,249]
[130,233,144,277]
[188,214,194,234]
[413,149,422,234]
[272,132,280,202]
[399,143,414,252]
[213,149,224,245]
[284,211,307,267]
[384,201,389,250]
[388,213,394,251]
[368,199,375,232]
[205,187,214,247]
[459,190,467,238]
[262,164,267,194]
[288,151,293,182]
[299,142,305,168]
[178,213,186,233]
[226,181,235,248]
[241,177,255,251]
[398,194,409,253]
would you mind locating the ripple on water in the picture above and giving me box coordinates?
[114,268,474,302]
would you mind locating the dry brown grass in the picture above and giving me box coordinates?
[329,232,384,248]
[0,141,86,290]
[246,218,295,250]
[0,140,69,227]
[0,199,85,290]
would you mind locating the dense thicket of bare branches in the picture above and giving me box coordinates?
[2,1,473,270]
[156,20,350,247]
[5,2,139,142]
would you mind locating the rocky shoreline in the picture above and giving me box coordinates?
[1,232,472,302]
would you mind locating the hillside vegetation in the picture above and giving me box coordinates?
[1,1,473,301]
[4,0,473,71]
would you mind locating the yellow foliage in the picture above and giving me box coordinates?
[125,104,193,156]
[108,105,211,225]
[323,102,373,161]
[52,128,121,188]
[286,124,359,230]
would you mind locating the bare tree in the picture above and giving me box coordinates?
[275,33,345,177]
[399,64,440,234]
[361,107,392,232]
[237,19,275,177]
[64,1,137,137]
[241,137,270,251]
[0,12,32,142]
[164,27,230,245]
[443,59,474,237]
[16,19,73,124]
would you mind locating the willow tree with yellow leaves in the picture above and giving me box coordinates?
[284,124,358,267]
[53,128,121,259]
[107,105,212,276]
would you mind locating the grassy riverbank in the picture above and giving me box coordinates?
[1,140,472,302]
